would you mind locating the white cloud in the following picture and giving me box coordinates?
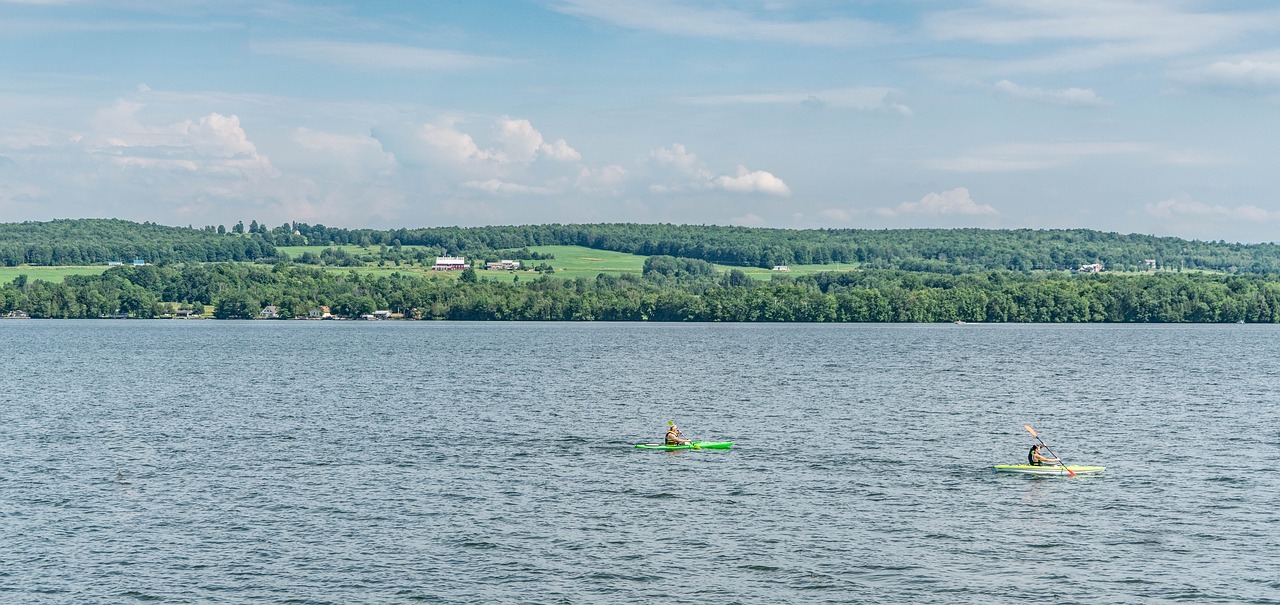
[495,117,580,162]
[681,87,912,115]
[250,39,511,71]
[993,80,1108,107]
[292,128,397,176]
[541,138,581,161]
[1144,198,1276,221]
[419,122,506,165]
[651,143,703,173]
[876,188,996,217]
[713,165,791,196]
[575,164,628,194]
[462,179,555,196]
[921,1,1280,75]
[83,102,277,178]
[552,0,891,47]
[648,144,788,196]
[1172,57,1280,90]
[927,141,1149,172]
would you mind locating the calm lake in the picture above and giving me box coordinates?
[2,321,1278,604]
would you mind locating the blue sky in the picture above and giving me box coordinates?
[3,1,1280,242]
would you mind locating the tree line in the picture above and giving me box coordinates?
[4,260,1280,322]
[8,219,1280,274]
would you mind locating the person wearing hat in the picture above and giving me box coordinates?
[1028,443,1060,466]
[665,424,690,446]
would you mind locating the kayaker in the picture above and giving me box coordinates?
[1028,444,1060,466]
[665,425,690,446]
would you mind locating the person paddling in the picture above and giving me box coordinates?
[665,424,690,446]
[1028,443,1060,466]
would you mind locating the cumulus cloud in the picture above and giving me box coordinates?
[651,143,704,173]
[419,122,506,165]
[714,165,791,196]
[876,188,997,216]
[83,102,277,178]
[495,117,580,162]
[993,80,1109,107]
[292,128,397,176]
[1144,198,1276,221]
[649,143,790,196]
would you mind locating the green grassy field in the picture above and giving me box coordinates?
[275,244,438,259]
[295,245,864,282]
[0,246,865,288]
[0,265,109,284]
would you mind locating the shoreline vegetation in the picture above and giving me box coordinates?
[3,218,1280,322]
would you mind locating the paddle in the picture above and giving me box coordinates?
[1023,424,1075,477]
[669,420,700,449]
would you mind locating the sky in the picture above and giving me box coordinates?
[2,1,1280,242]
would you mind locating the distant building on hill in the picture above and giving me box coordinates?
[433,256,467,270]
[1078,263,1104,273]
[772,265,790,271]
[485,260,521,270]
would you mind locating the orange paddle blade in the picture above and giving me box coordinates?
[1023,424,1039,438]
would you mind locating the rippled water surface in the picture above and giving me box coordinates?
[2,321,1279,604]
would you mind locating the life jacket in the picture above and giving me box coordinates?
[666,431,681,445]
[1028,446,1040,466]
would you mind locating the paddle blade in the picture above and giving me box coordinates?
[1023,424,1039,439]
[1065,466,1076,477]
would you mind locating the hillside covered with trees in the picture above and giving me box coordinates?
[0,219,278,266]
[6,219,1280,274]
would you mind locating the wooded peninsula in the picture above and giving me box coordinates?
[3,218,1280,322]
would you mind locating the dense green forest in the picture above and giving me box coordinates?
[0,219,277,266]
[6,218,1280,274]
[4,261,1279,322]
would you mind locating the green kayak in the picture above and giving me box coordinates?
[993,464,1106,476]
[635,441,733,450]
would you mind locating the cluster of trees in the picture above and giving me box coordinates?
[0,219,278,266]
[9,219,1280,274]
[5,260,1280,322]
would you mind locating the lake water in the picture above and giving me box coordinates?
[1,321,1278,604]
